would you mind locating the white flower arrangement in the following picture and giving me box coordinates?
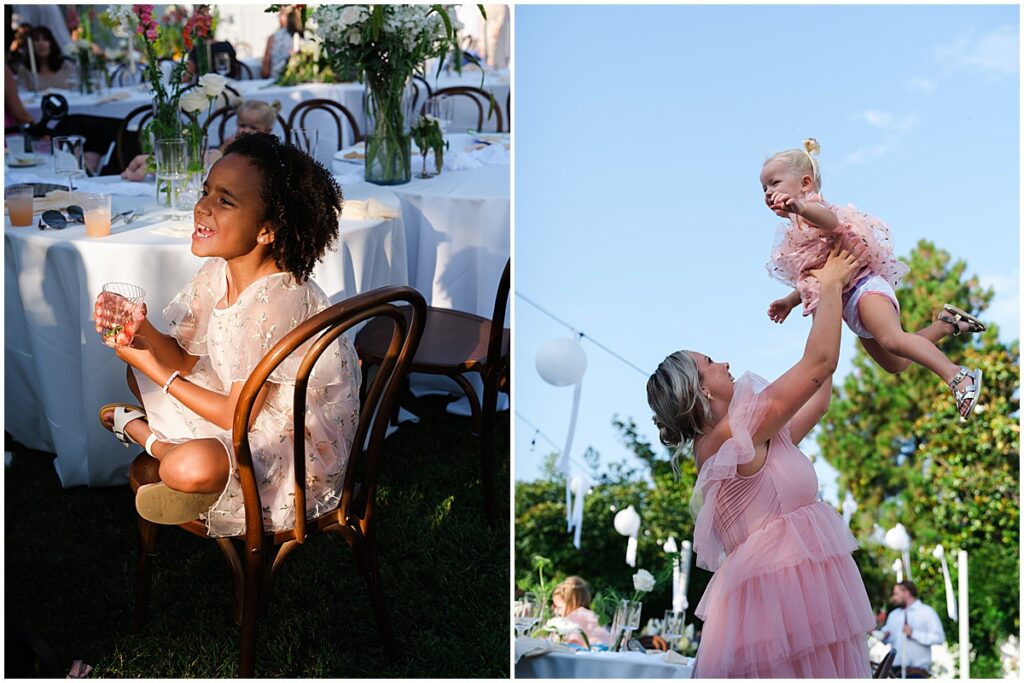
[538,616,591,649]
[633,568,656,594]
[179,90,208,114]
[197,73,227,99]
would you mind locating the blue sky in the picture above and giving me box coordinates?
[514,4,1020,502]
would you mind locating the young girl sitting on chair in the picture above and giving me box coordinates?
[95,132,359,535]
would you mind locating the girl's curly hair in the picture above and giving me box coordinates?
[221,132,342,282]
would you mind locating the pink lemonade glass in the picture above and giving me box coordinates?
[99,282,145,347]
[82,193,112,237]
[6,184,34,227]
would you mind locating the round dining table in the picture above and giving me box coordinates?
[515,648,695,678]
[4,168,407,488]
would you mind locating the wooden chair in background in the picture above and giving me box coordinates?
[354,259,510,526]
[286,99,364,151]
[427,86,503,133]
[129,286,427,676]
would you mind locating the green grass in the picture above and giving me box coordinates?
[4,395,510,677]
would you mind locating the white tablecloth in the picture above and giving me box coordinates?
[4,171,406,487]
[515,649,695,679]
[334,133,510,319]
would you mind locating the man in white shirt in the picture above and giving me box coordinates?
[881,581,946,678]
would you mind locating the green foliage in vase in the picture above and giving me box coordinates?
[818,239,1019,677]
[410,115,448,174]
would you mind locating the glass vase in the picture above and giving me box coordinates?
[147,99,184,208]
[363,74,414,185]
[611,599,643,652]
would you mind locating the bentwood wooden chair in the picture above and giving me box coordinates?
[427,86,502,133]
[872,649,897,678]
[115,104,155,170]
[202,104,291,148]
[129,286,426,677]
[354,260,510,526]
[286,99,364,151]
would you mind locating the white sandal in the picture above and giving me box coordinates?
[98,403,158,456]
[949,367,983,421]
[135,483,221,525]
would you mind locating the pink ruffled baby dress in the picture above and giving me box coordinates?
[766,192,910,316]
[690,373,874,678]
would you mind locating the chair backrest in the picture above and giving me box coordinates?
[110,63,145,88]
[505,91,511,132]
[231,286,426,551]
[286,99,364,150]
[236,61,254,80]
[116,104,155,169]
[486,259,511,368]
[428,86,503,133]
[202,105,291,148]
[410,74,433,115]
[874,649,896,678]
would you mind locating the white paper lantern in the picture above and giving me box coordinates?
[535,338,587,386]
[663,536,678,553]
[932,544,945,560]
[614,505,641,537]
[884,523,911,551]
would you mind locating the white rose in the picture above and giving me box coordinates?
[180,90,209,113]
[198,73,227,98]
[339,5,365,26]
[632,568,655,593]
[545,617,581,637]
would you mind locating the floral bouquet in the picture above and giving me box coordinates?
[410,114,448,177]
[180,73,228,176]
[63,39,96,94]
[536,616,591,650]
[312,4,471,184]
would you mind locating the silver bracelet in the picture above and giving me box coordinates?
[162,370,181,395]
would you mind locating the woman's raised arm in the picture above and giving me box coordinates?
[752,244,861,444]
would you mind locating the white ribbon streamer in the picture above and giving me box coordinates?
[568,473,589,549]
[626,535,638,567]
[935,548,958,622]
[556,380,583,534]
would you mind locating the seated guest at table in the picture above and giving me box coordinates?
[647,244,875,677]
[262,5,301,80]
[95,132,358,534]
[551,576,612,647]
[5,64,34,132]
[121,99,281,181]
[185,40,239,81]
[12,5,71,52]
[15,26,74,91]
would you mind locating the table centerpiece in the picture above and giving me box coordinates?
[312,4,475,185]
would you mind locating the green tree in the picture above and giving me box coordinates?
[819,240,1020,677]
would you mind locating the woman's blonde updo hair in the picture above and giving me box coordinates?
[647,351,714,471]
[764,138,822,192]
[552,576,592,614]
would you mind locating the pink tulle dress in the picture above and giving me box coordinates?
[690,373,874,678]
[563,607,612,647]
[766,192,909,316]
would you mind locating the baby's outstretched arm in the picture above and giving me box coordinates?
[770,193,838,231]
[768,289,803,324]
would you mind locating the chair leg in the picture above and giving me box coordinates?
[358,538,399,661]
[131,515,161,632]
[480,373,500,528]
[238,551,265,677]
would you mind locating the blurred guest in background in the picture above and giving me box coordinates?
[551,576,611,647]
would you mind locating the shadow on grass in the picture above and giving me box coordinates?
[4,395,510,677]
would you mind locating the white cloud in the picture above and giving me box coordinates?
[934,25,1019,76]
[908,76,936,93]
[841,134,899,166]
[863,110,893,127]
[978,270,1020,341]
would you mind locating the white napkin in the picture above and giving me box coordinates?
[654,650,694,666]
[444,148,484,171]
[72,180,155,197]
[150,222,195,238]
[343,198,401,220]
[514,637,574,664]
[475,142,510,165]
[94,91,131,105]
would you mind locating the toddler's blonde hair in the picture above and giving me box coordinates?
[552,576,593,614]
[236,99,282,132]
[764,138,822,191]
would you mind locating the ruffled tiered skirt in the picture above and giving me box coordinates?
[692,503,874,678]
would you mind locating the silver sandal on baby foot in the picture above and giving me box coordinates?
[948,367,982,422]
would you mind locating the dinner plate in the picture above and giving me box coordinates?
[335,141,366,164]
[6,156,41,168]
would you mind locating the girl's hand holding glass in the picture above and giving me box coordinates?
[94,283,147,347]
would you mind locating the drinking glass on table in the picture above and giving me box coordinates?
[6,184,34,227]
[214,52,232,78]
[514,592,542,638]
[661,610,685,649]
[52,135,86,191]
[82,193,112,237]
[97,282,146,347]
[424,96,453,134]
[154,138,188,220]
[291,128,319,159]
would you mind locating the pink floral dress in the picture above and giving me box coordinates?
[766,192,909,316]
[153,258,361,537]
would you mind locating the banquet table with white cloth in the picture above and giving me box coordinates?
[515,648,695,679]
[4,171,407,488]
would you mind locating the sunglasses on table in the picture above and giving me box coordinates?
[37,205,84,230]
